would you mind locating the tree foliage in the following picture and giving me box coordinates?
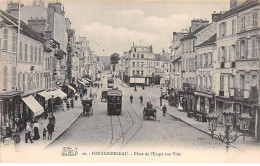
[110,53,120,71]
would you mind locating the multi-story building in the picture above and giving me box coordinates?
[123,44,155,87]
[169,31,188,100]
[180,19,216,113]
[0,10,46,131]
[194,34,216,117]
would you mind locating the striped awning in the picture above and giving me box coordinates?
[67,85,76,92]
[22,95,44,116]
[38,91,52,100]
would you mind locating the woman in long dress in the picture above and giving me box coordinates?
[32,121,40,140]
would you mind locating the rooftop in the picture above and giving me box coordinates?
[180,24,209,41]
[0,9,45,43]
[196,34,216,48]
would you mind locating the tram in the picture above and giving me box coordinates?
[107,78,114,88]
[107,88,122,115]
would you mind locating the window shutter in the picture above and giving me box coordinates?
[236,41,240,59]
[3,66,8,89]
[218,47,221,62]
[245,39,248,59]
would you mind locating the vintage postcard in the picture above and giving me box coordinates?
[0,0,260,163]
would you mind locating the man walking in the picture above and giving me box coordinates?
[47,120,55,140]
[25,122,33,143]
[71,99,74,109]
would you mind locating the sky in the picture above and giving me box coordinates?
[0,0,230,56]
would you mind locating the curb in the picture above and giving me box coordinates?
[155,102,245,152]
[44,112,82,149]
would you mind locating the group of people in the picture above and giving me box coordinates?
[129,95,143,104]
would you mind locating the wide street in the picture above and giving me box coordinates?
[48,73,227,154]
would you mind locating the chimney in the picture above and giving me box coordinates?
[6,2,24,17]
[230,0,237,9]
[190,19,209,32]
[28,17,47,34]
[211,11,222,22]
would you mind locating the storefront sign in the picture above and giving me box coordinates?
[194,91,213,98]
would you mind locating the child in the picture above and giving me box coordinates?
[43,128,47,140]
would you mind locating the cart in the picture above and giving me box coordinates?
[82,97,93,117]
[143,103,157,121]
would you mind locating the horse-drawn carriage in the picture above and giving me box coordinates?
[82,97,93,117]
[143,102,157,121]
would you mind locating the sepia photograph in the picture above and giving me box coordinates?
[0,0,260,163]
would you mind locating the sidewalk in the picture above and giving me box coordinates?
[1,88,99,152]
[155,98,260,152]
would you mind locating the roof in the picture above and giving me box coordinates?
[216,0,258,21]
[196,34,216,48]
[0,9,45,43]
[180,24,209,41]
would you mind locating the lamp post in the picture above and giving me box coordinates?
[207,109,252,152]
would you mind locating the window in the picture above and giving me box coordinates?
[3,66,8,90]
[24,44,28,61]
[137,61,140,67]
[219,22,226,37]
[35,47,37,62]
[200,76,203,90]
[241,15,245,31]
[19,42,22,60]
[205,53,208,67]
[195,55,197,67]
[40,73,42,88]
[23,73,25,91]
[253,11,258,27]
[220,75,224,91]
[12,67,16,88]
[27,73,30,91]
[186,59,188,71]
[252,38,257,58]
[141,70,143,75]
[141,54,144,58]
[133,54,135,58]
[132,62,135,67]
[30,46,33,62]
[137,70,139,75]
[209,53,213,67]
[133,70,135,75]
[199,54,202,67]
[251,75,257,87]
[240,75,245,89]
[137,54,140,58]
[12,32,16,52]
[39,48,42,63]
[3,29,8,51]
[205,76,208,89]
[240,40,247,59]
[185,41,188,53]
[36,73,39,88]
[232,19,236,34]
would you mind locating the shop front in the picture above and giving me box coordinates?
[0,91,22,140]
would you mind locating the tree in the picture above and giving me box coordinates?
[110,53,120,72]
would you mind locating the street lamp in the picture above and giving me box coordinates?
[207,109,252,152]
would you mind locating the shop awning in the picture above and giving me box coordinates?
[55,89,67,99]
[78,80,85,85]
[22,95,44,116]
[38,91,52,100]
[86,78,91,82]
[82,78,89,84]
[130,77,145,84]
[48,90,59,98]
[67,85,76,92]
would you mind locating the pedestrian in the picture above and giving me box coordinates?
[43,128,47,140]
[13,129,20,152]
[75,94,78,101]
[47,120,55,140]
[25,122,33,143]
[139,95,143,104]
[101,83,103,88]
[66,101,70,111]
[162,105,167,117]
[130,95,133,103]
[32,120,40,140]
[71,99,74,109]
[160,96,163,106]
